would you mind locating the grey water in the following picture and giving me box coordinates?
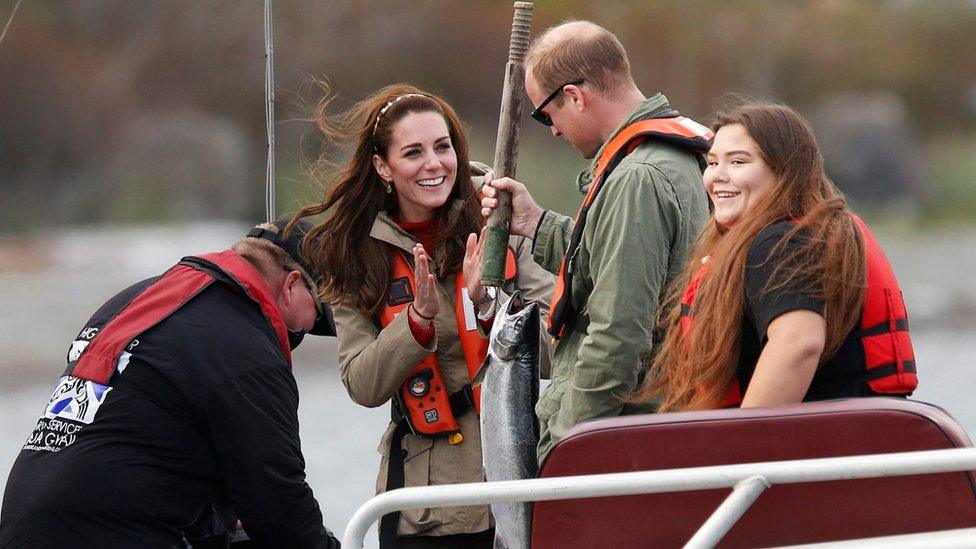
[1,222,974,547]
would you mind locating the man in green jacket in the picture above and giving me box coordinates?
[482,20,711,462]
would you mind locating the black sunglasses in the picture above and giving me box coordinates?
[530,79,584,126]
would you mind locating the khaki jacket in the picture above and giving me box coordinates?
[335,204,554,537]
[533,94,711,462]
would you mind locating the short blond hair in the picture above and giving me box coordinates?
[526,20,634,98]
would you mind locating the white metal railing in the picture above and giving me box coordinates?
[341,447,976,548]
[779,527,976,548]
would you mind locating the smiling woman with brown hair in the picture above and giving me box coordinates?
[298,86,480,317]
[292,84,552,548]
[635,102,917,412]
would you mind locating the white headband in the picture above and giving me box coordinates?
[371,93,430,141]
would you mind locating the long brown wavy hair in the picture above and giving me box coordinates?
[290,84,480,316]
[635,102,866,411]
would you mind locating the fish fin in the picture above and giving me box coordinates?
[472,355,491,386]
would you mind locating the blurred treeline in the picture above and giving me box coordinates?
[2,0,975,234]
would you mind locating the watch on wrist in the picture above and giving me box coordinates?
[475,286,498,321]
[475,286,497,308]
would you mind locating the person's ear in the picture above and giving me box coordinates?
[372,154,391,183]
[279,270,301,309]
[563,84,585,111]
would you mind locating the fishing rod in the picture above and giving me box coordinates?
[264,0,276,223]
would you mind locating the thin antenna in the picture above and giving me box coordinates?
[264,0,276,223]
[0,0,24,47]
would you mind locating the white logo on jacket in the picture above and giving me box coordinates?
[43,375,112,425]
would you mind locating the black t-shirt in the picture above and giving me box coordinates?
[736,222,878,401]
[0,278,338,548]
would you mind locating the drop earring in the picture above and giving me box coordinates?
[384,179,392,193]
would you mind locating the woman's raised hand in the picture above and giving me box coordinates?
[410,244,439,324]
[463,227,488,303]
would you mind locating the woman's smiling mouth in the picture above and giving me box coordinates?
[417,176,445,187]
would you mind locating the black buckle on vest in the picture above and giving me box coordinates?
[448,384,475,417]
[857,318,910,338]
[388,276,413,307]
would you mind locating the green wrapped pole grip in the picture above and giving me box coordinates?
[481,225,511,286]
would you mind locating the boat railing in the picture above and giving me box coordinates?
[342,447,976,548]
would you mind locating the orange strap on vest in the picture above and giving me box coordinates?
[678,263,743,407]
[679,216,916,406]
[377,246,517,441]
[547,116,714,338]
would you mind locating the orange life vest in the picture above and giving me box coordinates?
[547,116,714,338]
[680,216,917,406]
[377,246,517,442]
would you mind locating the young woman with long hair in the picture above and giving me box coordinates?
[635,102,916,412]
[292,84,553,548]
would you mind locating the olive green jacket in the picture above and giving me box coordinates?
[533,94,711,462]
[334,202,554,537]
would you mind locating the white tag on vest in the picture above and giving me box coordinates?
[678,116,711,137]
[460,288,477,331]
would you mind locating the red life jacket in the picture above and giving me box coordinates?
[547,116,714,338]
[851,216,917,394]
[680,216,917,406]
[70,251,292,384]
[377,246,517,443]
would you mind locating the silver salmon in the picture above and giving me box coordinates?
[475,291,540,549]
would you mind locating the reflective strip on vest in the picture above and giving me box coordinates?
[548,116,713,338]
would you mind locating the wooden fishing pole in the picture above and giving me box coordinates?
[481,1,533,287]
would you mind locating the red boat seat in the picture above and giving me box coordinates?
[532,398,976,548]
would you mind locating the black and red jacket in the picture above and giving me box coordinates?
[0,251,339,548]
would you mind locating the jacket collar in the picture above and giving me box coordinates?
[368,200,465,254]
[576,93,675,194]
